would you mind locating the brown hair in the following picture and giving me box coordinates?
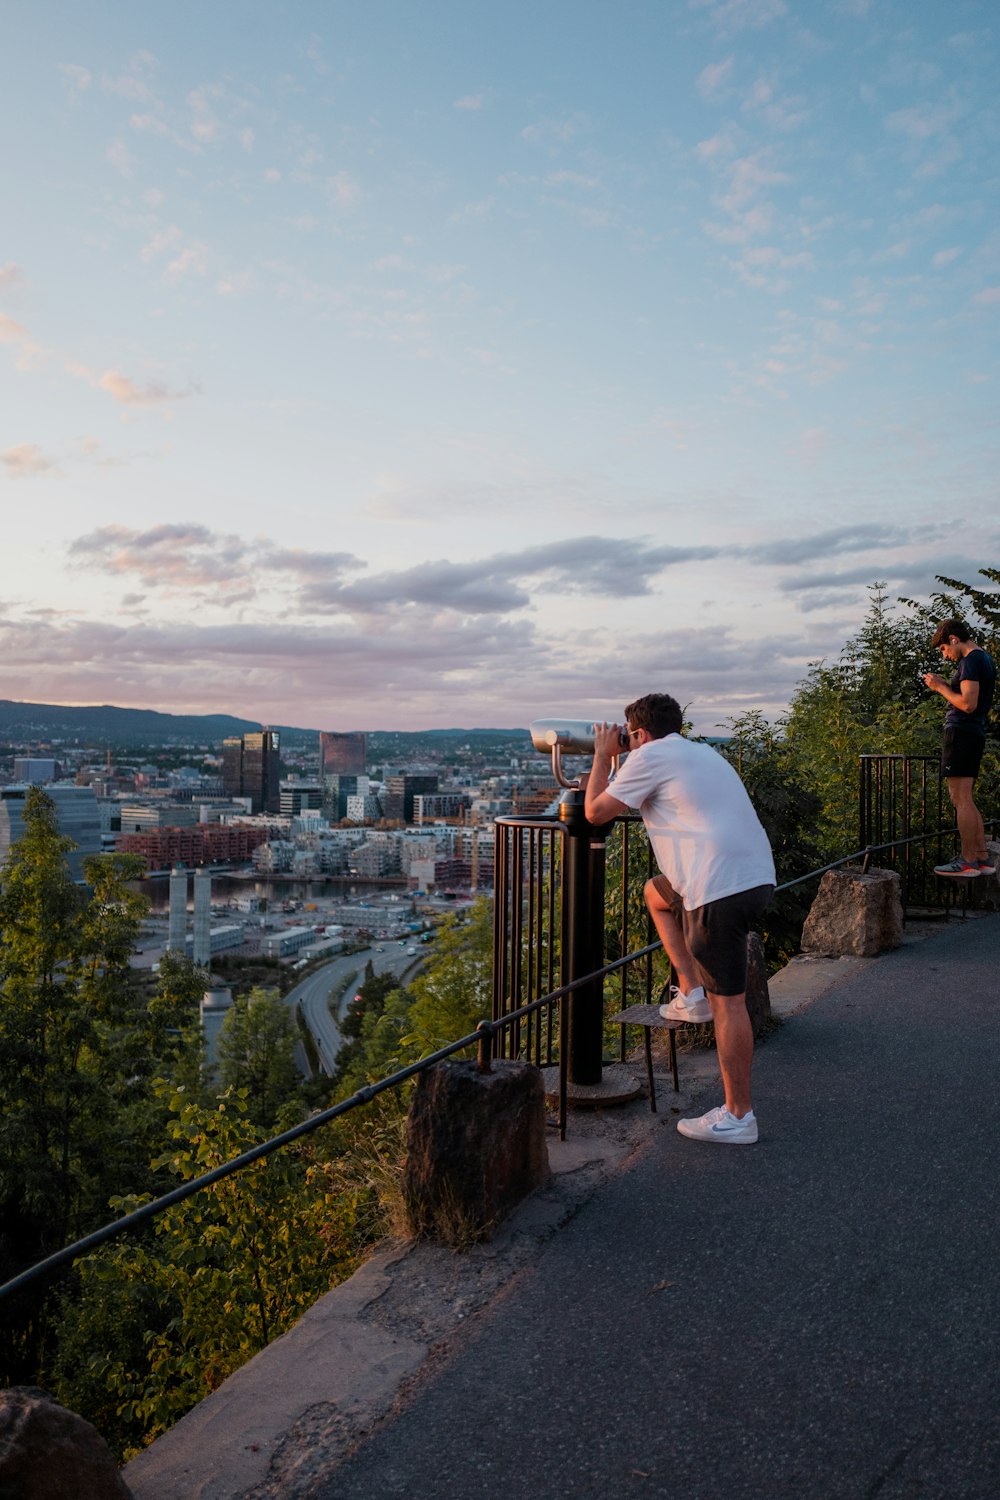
[623,693,683,739]
[930,618,974,649]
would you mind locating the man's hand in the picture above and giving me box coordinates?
[923,672,979,711]
[584,722,630,826]
[592,721,626,761]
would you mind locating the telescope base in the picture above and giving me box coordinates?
[541,1063,643,1110]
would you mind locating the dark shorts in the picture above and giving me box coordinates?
[651,878,774,996]
[941,724,985,779]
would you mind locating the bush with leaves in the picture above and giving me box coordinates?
[50,1084,369,1461]
[0,788,205,1379]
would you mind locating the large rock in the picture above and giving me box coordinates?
[745,931,771,1037]
[800,866,903,957]
[0,1387,132,1500]
[978,838,1000,910]
[402,1059,550,1246]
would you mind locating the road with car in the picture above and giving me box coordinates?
[284,943,420,1076]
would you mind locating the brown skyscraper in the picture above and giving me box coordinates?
[319,731,367,778]
[222,728,281,814]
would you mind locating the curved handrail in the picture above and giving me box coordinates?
[2,817,993,1305]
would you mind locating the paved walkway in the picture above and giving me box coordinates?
[282,913,1000,1500]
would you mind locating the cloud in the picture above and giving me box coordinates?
[454,94,484,111]
[106,139,136,178]
[689,0,788,38]
[166,243,209,279]
[97,370,196,405]
[0,311,45,369]
[327,171,361,208]
[886,104,957,141]
[520,114,588,148]
[25,522,996,731]
[974,288,1000,305]
[102,51,159,103]
[0,312,30,343]
[2,443,58,478]
[305,536,726,617]
[697,56,735,98]
[58,62,92,94]
[69,524,362,598]
[0,263,24,287]
[746,523,916,567]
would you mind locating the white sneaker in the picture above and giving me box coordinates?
[659,984,711,1023]
[677,1104,758,1145]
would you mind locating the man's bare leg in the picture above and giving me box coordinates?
[644,877,701,995]
[709,992,753,1118]
[947,776,986,861]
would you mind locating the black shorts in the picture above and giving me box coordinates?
[652,877,773,996]
[941,725,986,779]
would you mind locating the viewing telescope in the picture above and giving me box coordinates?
[529,718,627,791]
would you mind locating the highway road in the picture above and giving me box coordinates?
[284,944,421,1077]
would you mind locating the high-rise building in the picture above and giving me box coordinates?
[221,729,281,814]
[13,757,60,783]
[222,738,244,800]
[319,732,367,821]
[322,773,369,822]
[279,783,324,817]
[319,731,367,778]
[382,774,439,823]
[0,785,102,883]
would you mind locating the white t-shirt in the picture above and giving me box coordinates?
[609,734,775,910]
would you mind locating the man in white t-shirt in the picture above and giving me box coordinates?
[584,693,775,1145]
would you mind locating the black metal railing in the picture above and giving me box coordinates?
[2,783,993,1308]
[858,754,954,908]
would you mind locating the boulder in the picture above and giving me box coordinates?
[0,1387,132,1500]
[402,1059,550,1246]
[745,931,772,1037]
[978,838,1000,910]
[800,866,903,957]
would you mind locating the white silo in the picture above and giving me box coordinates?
[193,869,212,967]
[200,985,233,1074]
[167,866,188,952]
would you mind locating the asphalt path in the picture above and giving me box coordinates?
[318,913,1000,1500]
[284,945,419,1075]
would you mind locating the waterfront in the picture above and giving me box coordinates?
[136,872,410,913]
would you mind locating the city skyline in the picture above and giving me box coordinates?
[2,1,999,736]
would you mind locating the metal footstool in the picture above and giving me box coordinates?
[607,1003,710,1112]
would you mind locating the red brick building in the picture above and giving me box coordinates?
[118,823,276,872]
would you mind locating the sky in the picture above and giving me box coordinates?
[2,0,998,735]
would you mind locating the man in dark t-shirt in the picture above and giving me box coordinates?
[923,617,996,877]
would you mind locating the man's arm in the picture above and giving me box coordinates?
[583,722,630,825]
[923,673,979,713]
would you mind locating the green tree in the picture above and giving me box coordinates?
[215,988,300,1130]
[333,971,411,1097]
[50,1085,367,1460]
[721,712,824,970]
[0,789,202,1378]
[404,898,493,1054]
[782,585,942,857]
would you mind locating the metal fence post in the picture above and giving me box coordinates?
[559,789,607,1086]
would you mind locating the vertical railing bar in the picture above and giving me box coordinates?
[551,828,560,1062]
[526,829,537,1065]
[619,819,629,1062]
[512,828,527,1062]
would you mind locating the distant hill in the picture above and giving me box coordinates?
[0,700,531,752]
[0,700,309,747]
